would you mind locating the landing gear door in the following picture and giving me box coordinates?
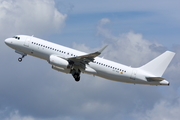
[24,37,31,47]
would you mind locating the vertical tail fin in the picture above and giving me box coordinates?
[139,51,175,77]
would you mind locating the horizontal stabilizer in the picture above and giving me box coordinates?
[146,77,165,81]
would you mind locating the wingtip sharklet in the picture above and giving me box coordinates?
[97,45,108,53]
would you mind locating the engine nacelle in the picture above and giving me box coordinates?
[49,55,69,68]
[52,65,70,73]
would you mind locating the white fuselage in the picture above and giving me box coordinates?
[5,35,170,85]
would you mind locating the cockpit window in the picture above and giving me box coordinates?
[13,36,20,40]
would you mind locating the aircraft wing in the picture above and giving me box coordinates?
[67,45,108,64]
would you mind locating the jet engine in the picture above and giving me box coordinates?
[49,55,69,68]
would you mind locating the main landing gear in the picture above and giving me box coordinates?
[68,60,81,82]
[71,68,81,82]
[73,73,80,82]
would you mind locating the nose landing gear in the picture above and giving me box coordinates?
[15,50,27,62]
[18,55,26,62]
[18,58,22,62]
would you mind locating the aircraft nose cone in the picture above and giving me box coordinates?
[4,38,11,45]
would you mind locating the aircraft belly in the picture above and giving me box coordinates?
[95,68,150,84]
[96,69,129,82]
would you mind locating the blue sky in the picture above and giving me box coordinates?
[51,0,180,48]
[60,11,179,48]
[0,0,180,120]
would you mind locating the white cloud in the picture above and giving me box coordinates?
[1,110,34,120]
[72,43,92,53]
[0,0,67,55]
[81,101,112,113]
[96,18,166,67]
[98,18,110,26]
[74,18,166,67]
[134,98,180,120]
[0,0,67,37]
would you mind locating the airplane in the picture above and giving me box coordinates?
[4,35,175,85]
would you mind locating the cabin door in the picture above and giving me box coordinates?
[24,37,31,47]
